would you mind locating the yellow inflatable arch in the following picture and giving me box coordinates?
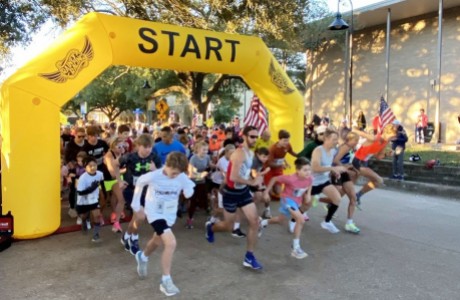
[0,13,304,239]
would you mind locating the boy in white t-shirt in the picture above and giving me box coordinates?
[76,157,104,242]
[133,152,195,297]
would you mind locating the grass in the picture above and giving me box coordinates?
[404,144,460,166]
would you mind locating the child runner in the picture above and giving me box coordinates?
[76,157,104,242]
[134,152,195,297]
[251,147,271,218]
[120,134,161,255]
[187,141,213,229]
[264,130,298,206]
[261,157,312,259]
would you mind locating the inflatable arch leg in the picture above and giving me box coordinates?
[0,12,304,239]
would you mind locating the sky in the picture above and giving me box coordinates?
[0,0,385,83]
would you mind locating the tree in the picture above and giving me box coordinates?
[3,0,333,119]
[63,66,156,121]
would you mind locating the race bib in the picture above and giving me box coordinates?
[164,201,177,214]
[293,188,307,197]
[88,194,98,203]
[274,158,284,166]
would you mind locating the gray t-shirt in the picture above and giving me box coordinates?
[189,154,211,183]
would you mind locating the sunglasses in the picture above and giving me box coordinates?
[248,135,258,139]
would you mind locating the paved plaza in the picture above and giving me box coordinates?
[1,188,460,300]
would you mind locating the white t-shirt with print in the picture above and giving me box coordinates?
[76,171,103,206]
[131,168,195,226]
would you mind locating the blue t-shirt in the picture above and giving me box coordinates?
[153,140,186,165]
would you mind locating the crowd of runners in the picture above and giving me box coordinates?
[60,117,398,297]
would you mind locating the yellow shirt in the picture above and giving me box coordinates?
[253,138,273,151]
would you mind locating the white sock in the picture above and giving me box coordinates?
[303,211,308,217]
[140,251,149,261]
[293,239,300,249]
[347,219,353,225]
[265,207,271,212]
[132,234,139,240]
[162,275,171,282]
[261,219,269,227]
[124,232,131,240]
[210,216,218,223]
[233,222,240,230]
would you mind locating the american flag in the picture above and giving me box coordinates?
[378,96,396,132]
[244,95,268,135]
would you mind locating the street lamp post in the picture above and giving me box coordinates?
[328,0,353,126]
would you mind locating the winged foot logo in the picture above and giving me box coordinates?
[39,36,94,83]
[268,59,295,95]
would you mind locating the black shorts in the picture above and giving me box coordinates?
[330,171,351,185]
[352,157,368,170]
[76,203,100,215]
[222,185,253,213]
[311,181,332,196]
[150,219,170,236]
[209,181,221,190]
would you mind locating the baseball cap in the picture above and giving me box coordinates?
[392,120,401,125]
[315,125,327,134]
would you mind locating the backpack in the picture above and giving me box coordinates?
[409,154,421,162]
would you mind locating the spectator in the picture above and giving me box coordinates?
[356,111,366,131]
[391,120,408,180]
[416,108,428,144]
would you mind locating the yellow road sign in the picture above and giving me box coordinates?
[158,113,167,120]
[156,99,168,113]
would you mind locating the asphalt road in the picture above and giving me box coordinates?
[1,188,459,300]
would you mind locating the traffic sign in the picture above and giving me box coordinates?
[158,113,167,120]
[156,99,168,114]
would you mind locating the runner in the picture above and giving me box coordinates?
[205,125,265,270]
[310,129,347,234]
[133,152,195,297]
[332,131,361,233]
[352,124,397,208]
[120,134,161,255]
[261,157,312,259]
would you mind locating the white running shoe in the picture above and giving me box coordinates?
[321,221,340,234]
[288,220,296,233]
[76,217,82,225]
[258,217,267,237]
[291,247,308,259]
[135,251,148,279]
[160,278,180,296]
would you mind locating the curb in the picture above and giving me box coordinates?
[381,178,460,201]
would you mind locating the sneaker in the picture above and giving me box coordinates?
[243,254,263,270]
[312,195,319,208]
[86,220,92,230]
[76,217,82,225]
[288,220,296,233]
[261,209,272,219]
[205,221,214,243]
[389,175,399,180]
[135,251,148,279]
[345,222,361,234]
[112,221,122,233]
[291,247,308,259]
[160,278,180,297]
[91,233,101,242]
[258,217,266,238]
[303,212,310,221]
[68,208,77,218]
[110,212,117,224]
[231,228,246,238]
[321,221,340,234]
[185,218,194,229]
[397,175,404,181]
[129,238,140,256]
[121,236,130,252]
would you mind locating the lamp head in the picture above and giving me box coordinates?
[328,13,349,30]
